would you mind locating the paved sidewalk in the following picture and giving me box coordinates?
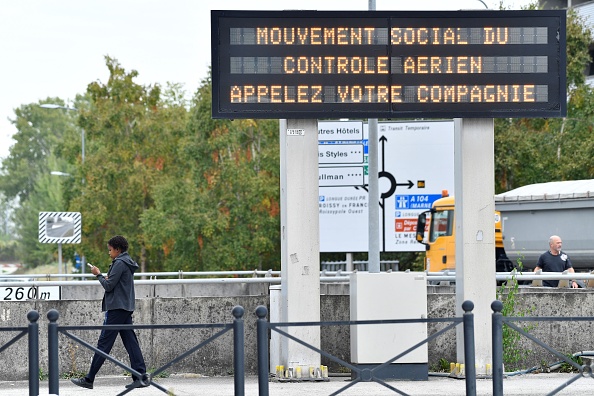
[0,372,589,395]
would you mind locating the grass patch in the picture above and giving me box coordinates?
[430,358,450,372]
[16,263,60,275]
[60,370,87,380]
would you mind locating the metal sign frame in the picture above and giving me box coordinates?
[38,212,82,244]
[211,10,566,119]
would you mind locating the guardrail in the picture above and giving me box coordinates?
[0,269,592,288]
[0,269,281,281]
[425,270,594,287]
[321,260,400,272]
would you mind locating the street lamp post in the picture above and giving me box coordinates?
[50,171,72,276]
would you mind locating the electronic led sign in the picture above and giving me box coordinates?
[211,10,566,119]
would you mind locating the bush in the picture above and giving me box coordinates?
[0,239,17,262]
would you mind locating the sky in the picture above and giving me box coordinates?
[0,0,532,161]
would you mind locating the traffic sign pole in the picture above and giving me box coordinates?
[368,118,379,273]
[58,242,62,278]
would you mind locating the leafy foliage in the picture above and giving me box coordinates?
[0,101,74,202]
[0,239,17,262]
[556,354,583,373]
[0,100,75,266]
[497,261,535,371]
[0,192,15,242]
[141,74,281,271]
[495,9,594,193]
[13,166,67,266]
[69,57,188,271]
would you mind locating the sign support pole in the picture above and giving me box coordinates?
[454,118,496,374]
[279,119,321,372]
[368,120,380,272]
[367,0,380,275]
[346,253,353,272]
[58,242,63,279]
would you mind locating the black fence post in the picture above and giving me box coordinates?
[27,310,39,396]
[462,300,476,396]
[232,305,245,396]
[47,309,60,395]
[255,305,269,396]
[491,300,504,396]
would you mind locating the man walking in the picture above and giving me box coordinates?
[71,235,148,390]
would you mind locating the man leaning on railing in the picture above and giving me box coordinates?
[534,235,579,289]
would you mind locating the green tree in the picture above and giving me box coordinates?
[70,57,188,271]
[141,74,281,271]
[0,193,17,262]
[495,8,594,192]
[0,193,14,238]
[13,161,67,266]
[0,100,75,202]
[0,100,75,266]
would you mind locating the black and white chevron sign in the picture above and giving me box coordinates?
[38,212,82,244]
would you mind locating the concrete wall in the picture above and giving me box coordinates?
[407,286,594,372]
[59,282,272,300]
[0,296,268,381]
[0,284,592,380]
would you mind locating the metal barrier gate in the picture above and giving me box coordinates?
[46,306,245,396]
[491,300,594,396]
[256,301,478,396]
[0,310,40,396]
[6,301,594,395]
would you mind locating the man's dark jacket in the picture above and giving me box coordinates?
[96,252,139,312]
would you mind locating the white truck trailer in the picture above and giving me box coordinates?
[495,179,594,271]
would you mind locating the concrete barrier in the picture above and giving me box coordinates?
[0,284,592,380]
[0,296,267,381]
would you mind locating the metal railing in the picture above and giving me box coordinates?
[0,308,247,396]
[491,300,594,396]
[45,307,245,396]
[426,270,594,287]
[7,301,594,395]
[255,301,478,396]
[320,260,400,272]
[2,269,593,289]
[0,269,281,281]
[0,310,40,396]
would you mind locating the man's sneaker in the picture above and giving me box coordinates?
[71,377,93,389]
[125,379,150,389]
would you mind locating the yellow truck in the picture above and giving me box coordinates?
[415,192,514,273]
